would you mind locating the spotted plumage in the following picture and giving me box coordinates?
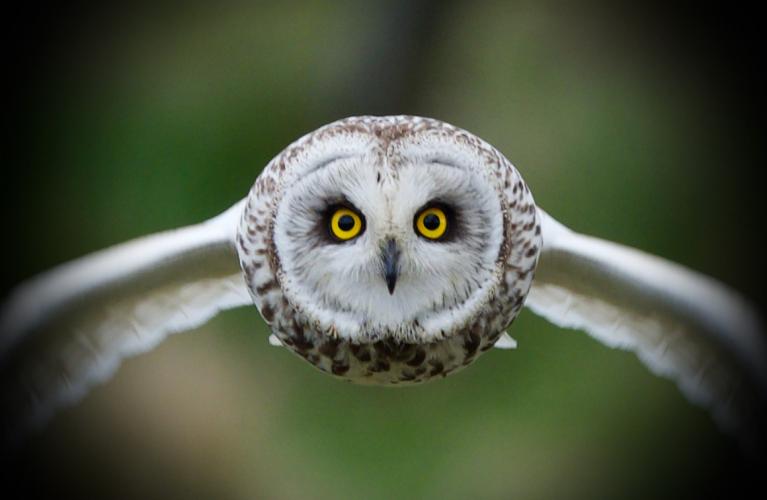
[236,116,541,384]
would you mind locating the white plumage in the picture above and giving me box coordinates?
[1,116,764,451]
[0,200,251,440]
[527,209,766,450]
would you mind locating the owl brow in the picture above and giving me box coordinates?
[425,157,465,170]
[306,154,358,175]
[316,196,358,214]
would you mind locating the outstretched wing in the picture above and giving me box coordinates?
[526,208,767,449]
[0,199,252,442]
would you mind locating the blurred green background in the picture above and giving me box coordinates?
[6,1,764,499]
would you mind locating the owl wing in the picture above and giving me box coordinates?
[0,199,252,442]
[525,208,767,448]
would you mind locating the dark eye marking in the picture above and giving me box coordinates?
[319,201,366,243]
[413,201,457,242]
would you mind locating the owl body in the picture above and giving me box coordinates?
[237,116,541,383]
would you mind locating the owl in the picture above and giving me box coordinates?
[237,116,539,384]
[1,116,765,450]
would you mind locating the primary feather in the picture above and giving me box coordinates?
[526,208,767,450]
[0,200,251,442]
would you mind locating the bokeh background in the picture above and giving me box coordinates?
[5,1,765,499]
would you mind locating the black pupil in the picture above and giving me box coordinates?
[338,214,355,231]
[423,213,441,230]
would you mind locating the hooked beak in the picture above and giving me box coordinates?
[381,239,400,295]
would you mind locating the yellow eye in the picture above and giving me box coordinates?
[330,207,364,241]
[415,206,448,240]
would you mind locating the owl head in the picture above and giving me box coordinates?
[238,116,540,354]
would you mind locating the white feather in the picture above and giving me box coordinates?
[526,208,766,448]
[0,200,252,441]
[494,333,518,349]
[268,334,283,347]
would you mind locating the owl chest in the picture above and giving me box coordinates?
[272,311,509,385]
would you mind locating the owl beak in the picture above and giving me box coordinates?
[381,239,400,295]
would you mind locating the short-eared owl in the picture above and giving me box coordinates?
[1,116,765,447]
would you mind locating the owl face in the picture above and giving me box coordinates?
[272,146,505,342]
[239,116,540,382]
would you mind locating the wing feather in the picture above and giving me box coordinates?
[526,209,767,449]
[0,200,251,442]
